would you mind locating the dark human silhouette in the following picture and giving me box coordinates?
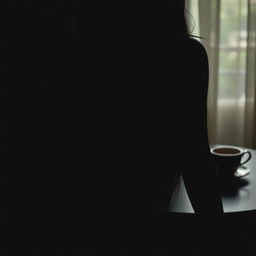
[159,3,224,215]
[149,1,224,216]
[8,0,227,252]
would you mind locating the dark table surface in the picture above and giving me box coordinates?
[169,146,256,213]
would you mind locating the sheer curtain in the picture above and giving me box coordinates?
[186,0,256,149]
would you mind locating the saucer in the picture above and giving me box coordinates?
[234,166,251,178]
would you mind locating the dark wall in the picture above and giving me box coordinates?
[0,0,8,239]
[0,88,8,153]
[8,1,181,252]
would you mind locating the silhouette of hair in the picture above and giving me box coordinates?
[168,0,189,38]
[169,0,204,40]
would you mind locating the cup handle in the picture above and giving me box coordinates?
[240,151,252,165]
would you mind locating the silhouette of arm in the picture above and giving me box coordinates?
[181,39,224,215]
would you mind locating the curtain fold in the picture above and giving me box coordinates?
[198,0,221,145]
[187,0,256,149]
[245,0,256,148]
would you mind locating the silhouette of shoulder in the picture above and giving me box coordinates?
[184,37,208,65]
[177,37,209,95]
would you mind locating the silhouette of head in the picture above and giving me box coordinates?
[168,0,189,39]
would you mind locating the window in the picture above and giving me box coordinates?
[218,0,248,102]
[188,0,248,101]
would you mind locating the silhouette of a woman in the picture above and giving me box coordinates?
[151,0,224,216]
